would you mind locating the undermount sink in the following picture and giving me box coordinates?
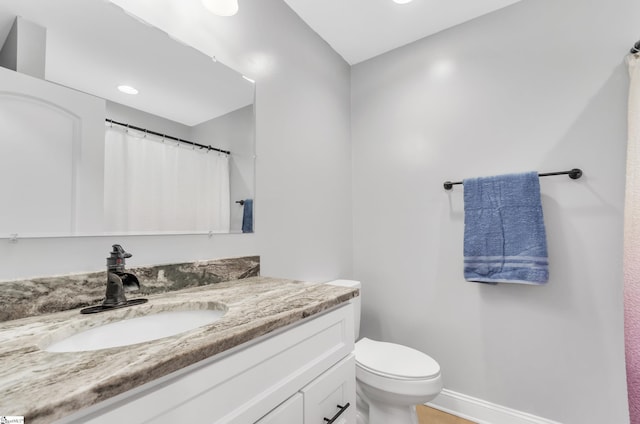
[44,305,227,353]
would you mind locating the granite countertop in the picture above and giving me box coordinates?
[0,276,358,423]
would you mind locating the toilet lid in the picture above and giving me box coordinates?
[355,338,440,379]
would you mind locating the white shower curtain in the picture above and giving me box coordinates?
[104,126,230,233]
[625,53,640,423]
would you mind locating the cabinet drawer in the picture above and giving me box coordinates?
[302,354,356,424]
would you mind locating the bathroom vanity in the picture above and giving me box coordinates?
[0,276,358,424]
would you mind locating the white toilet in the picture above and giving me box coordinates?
[328,280,443,424]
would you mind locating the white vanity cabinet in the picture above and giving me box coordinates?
[57,303,355,424]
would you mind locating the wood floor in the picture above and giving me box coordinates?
[417,405,476,424]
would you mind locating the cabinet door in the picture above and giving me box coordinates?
[255,393,303,424]
[301,354,356,424]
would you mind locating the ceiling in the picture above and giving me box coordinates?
[282,0,523,65]
[0,0,254,126]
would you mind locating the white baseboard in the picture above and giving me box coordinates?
[427,389,563,424]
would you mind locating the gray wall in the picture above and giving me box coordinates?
[0,0,352,283]
[351,0,636,422]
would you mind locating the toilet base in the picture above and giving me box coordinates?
[365,403,419,424]
[357,389,422,424]
[356,392,369,424]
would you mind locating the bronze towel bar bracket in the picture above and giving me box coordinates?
[443,168,583,191]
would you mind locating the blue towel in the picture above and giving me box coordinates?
[463,172,548,284]
[242,199,253,233]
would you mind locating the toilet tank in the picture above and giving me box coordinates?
[326,280,361,340]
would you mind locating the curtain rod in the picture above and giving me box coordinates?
[631,41,640,54]
[443,168,583,190]
[105,118,231,155]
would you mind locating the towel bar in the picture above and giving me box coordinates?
[443,168,582,190]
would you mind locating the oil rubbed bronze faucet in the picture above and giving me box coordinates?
[80,245,148,314]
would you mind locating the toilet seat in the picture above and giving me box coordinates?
[354,338,443,399]
[355,338,440,380]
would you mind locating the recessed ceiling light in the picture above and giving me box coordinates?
[392,0,414,4]
[117,85,138,95]
[202,0,239,16]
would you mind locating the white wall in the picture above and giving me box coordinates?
[0,66,105,238]
[106,101,192,140]
[352,0,635,423]
[0,17,46,78]
[0,0,352,283]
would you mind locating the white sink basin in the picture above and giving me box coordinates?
[44,308,226,353]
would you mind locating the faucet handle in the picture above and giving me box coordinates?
[111,244,132,258]
[107,244,132,271]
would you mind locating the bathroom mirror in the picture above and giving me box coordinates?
[0,0,255,238]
